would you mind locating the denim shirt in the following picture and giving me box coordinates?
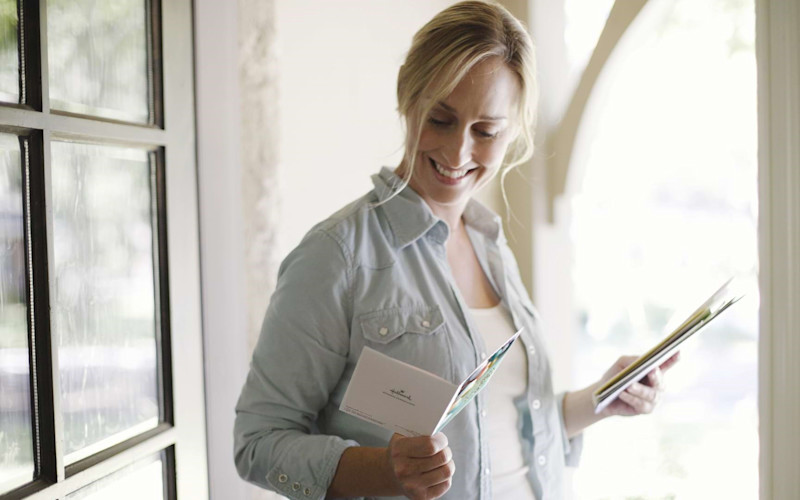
[234,167,583,499]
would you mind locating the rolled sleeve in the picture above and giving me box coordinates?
[556,392,584,467]
[234,229,359,498]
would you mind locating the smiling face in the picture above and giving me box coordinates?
[402,56,520,214]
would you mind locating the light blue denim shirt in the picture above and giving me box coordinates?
[234,167,583,499]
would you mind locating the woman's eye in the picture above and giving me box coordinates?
[428,117,451,127]
[476,129,499,139]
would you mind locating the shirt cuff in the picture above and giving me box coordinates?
[556,391,584,467]
[265,435,360,499]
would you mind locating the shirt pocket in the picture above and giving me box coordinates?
[359,304,445,343]
[357,304,452,378]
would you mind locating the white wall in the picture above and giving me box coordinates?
[275,0,459,258]
[194,0,252,498]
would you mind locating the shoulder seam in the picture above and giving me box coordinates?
[314,228,354,320]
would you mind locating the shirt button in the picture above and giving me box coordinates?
[292,482,301,491]
[532,399,541,410]
[538,455,547,466]
[277,473,288,483]
[481,409,487,418]
[304,487,312,496]
[480,352,487,359]
[528,346,536,355]
[484,467,491,476]
[422,320,430,327]
[378,327,388,336]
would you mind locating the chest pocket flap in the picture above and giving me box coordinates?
[359,305,445,344]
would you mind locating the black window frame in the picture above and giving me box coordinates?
[0,0,177,498]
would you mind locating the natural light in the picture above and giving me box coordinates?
[564,0,758,498]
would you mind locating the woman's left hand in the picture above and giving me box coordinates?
[596,352,681,418]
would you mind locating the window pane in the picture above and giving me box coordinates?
[0,0,19,103]
[564,0,615,79]
[51,141,159,464]
[47,0,150,123]
[569,0,758,498]
[65,451,165,500]
[0,133,34,493]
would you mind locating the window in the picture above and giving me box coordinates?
[561,0,758,498]
[0,1,206,498]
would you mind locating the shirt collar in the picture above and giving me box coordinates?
[462,196,503,244]
[371,167,503,249]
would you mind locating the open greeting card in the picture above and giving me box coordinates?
[340,328,523,437]
[592,277,743,414]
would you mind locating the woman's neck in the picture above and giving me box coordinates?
[429,200,467,235]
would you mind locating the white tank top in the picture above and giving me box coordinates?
[469,303,537,500]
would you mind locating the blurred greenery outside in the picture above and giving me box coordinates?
[51,141,160,457]
[0,132,33,491]
[48,0,149,122]
[0,0,18,102]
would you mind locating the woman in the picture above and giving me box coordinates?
[234,2,677,499]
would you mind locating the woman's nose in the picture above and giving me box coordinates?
[440,130,472,167]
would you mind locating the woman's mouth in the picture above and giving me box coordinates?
[429,157,475,184]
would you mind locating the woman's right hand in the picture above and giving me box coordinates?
[386,432,455,500]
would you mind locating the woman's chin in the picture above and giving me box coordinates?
[405,162,494,210]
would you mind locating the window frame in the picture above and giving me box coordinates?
[755,0,800,497]
[0,0,208,498]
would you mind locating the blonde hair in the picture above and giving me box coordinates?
[390,0,538,201]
